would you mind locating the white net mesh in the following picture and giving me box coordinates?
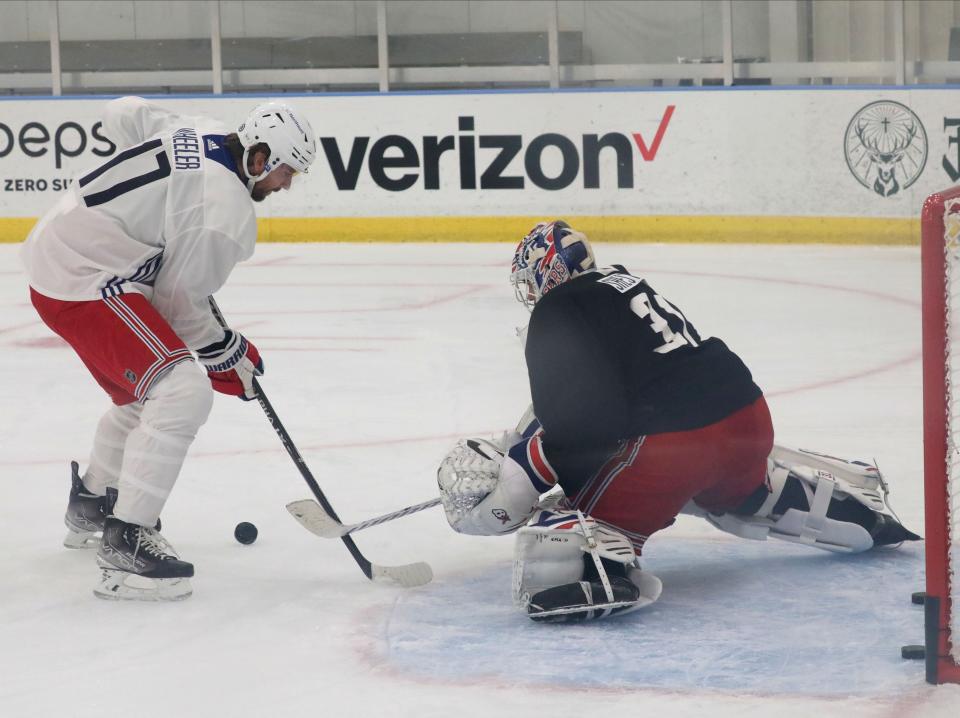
[945,196,960,663]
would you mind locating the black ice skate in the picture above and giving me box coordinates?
[95,512,193,602]
[64,462,160,549]
[63,461,107,549]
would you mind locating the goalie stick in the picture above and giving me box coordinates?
[288,478,571,539]
[287,497,441,538]
[207,297,432,588]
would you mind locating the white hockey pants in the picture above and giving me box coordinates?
[83,361,213,526]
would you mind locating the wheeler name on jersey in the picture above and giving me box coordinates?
[171,127,201,171]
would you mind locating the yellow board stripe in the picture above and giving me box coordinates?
[0,215,919,245]
[0,218,42,244]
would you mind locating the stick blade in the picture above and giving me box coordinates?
[286,499,348,538]
[287,499,435,588]
[372,561,434,588]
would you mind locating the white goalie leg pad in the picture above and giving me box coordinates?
[706,457,874,553]
[770,445,884,491]
[512,510,662,620]
[769,445,891,515]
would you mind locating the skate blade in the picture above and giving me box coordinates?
[94,567,192,602]
[63,529,100,550]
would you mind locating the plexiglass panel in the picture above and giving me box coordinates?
[905,0,960,83]
[3,1,960,95]
[385,0,553,89]
[219,1,380,92]
[0,0,50,94]
[557,0,723,87]
[57,1,211,94]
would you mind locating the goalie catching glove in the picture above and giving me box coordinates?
[437,434,558,535]
[196,329,263,401]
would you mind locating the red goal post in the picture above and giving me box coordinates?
[921,185,960,684]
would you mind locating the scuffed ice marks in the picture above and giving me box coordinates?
[378,536,925,696]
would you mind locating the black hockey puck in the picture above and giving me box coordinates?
[901,645,925,660]
[911,591,927,605]
[234,521,258,545]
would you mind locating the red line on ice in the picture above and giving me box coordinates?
[3,259,924,467]
[233,285,488,315]
[0,430,495,468]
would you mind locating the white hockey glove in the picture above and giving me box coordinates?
[437,438,544,535]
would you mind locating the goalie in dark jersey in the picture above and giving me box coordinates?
[437,220,920,622]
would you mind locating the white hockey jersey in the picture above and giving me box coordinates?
[20,96,257,349]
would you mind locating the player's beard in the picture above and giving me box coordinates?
[250,184,268,202]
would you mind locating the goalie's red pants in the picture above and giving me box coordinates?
[30,288,193,405]
[570,396,773,552]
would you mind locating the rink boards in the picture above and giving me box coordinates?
[1,86,959,243]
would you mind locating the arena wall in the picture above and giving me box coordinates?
[1,87,957,244]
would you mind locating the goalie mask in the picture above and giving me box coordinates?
[510,220,596,308]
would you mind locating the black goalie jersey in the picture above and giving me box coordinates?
[525,266,762,471]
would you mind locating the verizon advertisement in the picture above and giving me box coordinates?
[0,89,957,221]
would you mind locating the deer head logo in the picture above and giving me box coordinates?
[844,101,927,198]
[855,118,917,196]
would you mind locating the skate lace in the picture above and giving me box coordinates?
[132,526,175,560]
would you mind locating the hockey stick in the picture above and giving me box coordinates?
[207,297,432,588]
[287,497,441,538]
[288,468,570,540]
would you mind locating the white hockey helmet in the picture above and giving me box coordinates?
[238,101,316,190]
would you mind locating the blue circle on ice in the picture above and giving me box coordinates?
[380,536,925,695]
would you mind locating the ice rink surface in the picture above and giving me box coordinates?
[2,241,958,717]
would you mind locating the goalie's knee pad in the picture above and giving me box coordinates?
[706,446,920,553]
[512,510,661,622]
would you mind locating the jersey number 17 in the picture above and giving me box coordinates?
[78,139,171,208]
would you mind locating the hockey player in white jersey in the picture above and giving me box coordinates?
[21,96,316,601]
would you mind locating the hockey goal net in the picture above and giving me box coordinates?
[921,185,960,684]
